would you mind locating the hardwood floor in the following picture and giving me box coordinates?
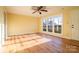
[3,33,79,53]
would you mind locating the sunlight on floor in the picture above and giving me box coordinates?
[2,34,52,53]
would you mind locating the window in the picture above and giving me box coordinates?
[54,16,62,33]
[48,17,53,32]
[43,19,47,31]
[42,14,63,34]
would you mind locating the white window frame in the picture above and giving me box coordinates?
[41,14,63,37]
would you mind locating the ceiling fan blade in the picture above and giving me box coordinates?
[41,10,48,12]
[37,6,43,11]
[32,10,38,14]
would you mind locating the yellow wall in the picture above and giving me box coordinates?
[7,13,40,36]
[39,7,79,39]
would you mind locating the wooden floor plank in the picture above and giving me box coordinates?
[3,33,79,53]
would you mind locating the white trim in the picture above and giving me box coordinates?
[0,7,5,46]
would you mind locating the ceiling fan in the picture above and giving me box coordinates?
[32,6,48,14]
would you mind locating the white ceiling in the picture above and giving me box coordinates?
[5,6,66,17]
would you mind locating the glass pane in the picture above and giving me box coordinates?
[54,17,59,25]
[54,16,62,33]
[43,19,47,31]
[59,16,62,25]
[58,16,62,33]
[48,18,53,32]
[54,25,61,33]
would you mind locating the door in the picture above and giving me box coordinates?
[70,10,79,41]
